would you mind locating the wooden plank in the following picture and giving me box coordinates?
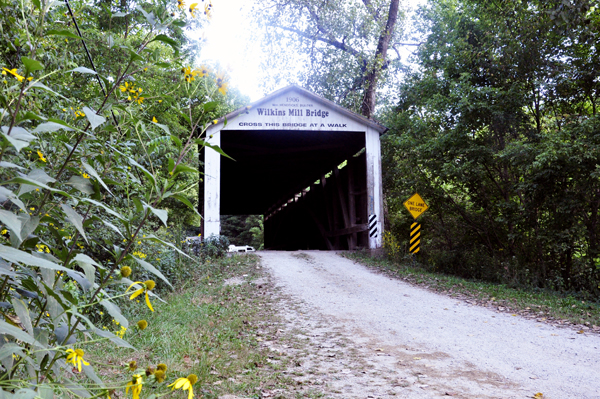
[305,207,334,250]
[325,223,369,237]
[334,168,352,249]
[321,175,334,233]
[347,160,357,249]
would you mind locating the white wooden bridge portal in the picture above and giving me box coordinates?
[202,85,386,250]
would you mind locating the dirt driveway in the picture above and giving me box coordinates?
[257,250,600,399]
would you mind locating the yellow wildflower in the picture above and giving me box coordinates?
[169,374,197,399]
[2,68,25,82]
[198,65,209,77]
[126,280,156,311]
[65,348,90,372]
[120,266,132,278]
[204,3,211,19]
[215,71,228,95]
[152,116,158,123]
[120,82,130,92]
[126,374,143,399]
[188,3,198,17]
[82,172,90,179]
[177,0,185,10]
[37,150,47,162]
[137,320,148,330]
[154,370,165,383]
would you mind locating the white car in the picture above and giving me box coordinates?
[228,245,256,253]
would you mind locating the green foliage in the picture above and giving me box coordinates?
[198,235,230,259]
[0,0,237,397]
[252,0,405,116]
[383,0,600,296]
[221,215,264,249]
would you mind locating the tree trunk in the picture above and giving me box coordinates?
[360,0,400,118]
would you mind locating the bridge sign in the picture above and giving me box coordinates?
[403,193,429,219]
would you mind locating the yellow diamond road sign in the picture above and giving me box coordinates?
[403,193,429,219]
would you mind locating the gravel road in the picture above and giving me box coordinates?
[258,250,600,399]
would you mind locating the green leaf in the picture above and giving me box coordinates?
[80,198,125,220]
[92,216,124,238]
[0,187,25,216]
[203,101,218,112]
[99,300,128,328]
[82,107,106,130]
[66,175,94,194]
[112,11,128,17]
[11,299,33,336]
[70,67,97,75]
[142,201,168,226]
[31,0,40,9]
[20,216,39,242]
[82,363,104,387]
[13,389,37,399]
[0,243,71,273]
[172,194,200,215]
[16,111,46,123]
[33,121,74,133]
[46,29,80,39]
[1,126,35,152]
[153,122,171,135]
[150,34,179,51]
[132,197,144,213]
[0,343,27,363]
[21,57,43,74]
[174,164,198,175]
[3,178,68,199]
[27,82,68,100]
[72,254,99,285]
[170,134,181,148]
[0,321,45,347]
[131,256,173,288]
[128,48,144,63]
[19,169,56,199]
[0,210,22,241]
[128,158,156,187]
[195,139,234,160]
[168,158,175,174]
[60,204,88,243]
[82,162,113,195]
[136,5,156,26]
[0,162,24,171]
[94,328,135,349]
[142,235,191,259]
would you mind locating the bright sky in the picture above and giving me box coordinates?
[195,0,264,101]
[194,0,425,103]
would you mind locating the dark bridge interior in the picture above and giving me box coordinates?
[200,128,370,250]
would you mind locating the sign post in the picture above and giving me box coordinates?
[403,193,429,254]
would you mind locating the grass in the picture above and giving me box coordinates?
[344,251,600,331]
[87,254,291,399]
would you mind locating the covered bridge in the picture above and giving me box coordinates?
[202,85,386,250]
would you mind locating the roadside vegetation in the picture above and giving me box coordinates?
[86,254,297,399]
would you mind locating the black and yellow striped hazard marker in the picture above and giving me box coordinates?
[410,222,421,254]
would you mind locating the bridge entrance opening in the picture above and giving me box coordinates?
[201,85,386,250]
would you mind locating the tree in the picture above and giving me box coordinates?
[253,0,408,118]
[382,0,600,294]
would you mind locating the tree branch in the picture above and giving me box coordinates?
[270,24,364,59]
